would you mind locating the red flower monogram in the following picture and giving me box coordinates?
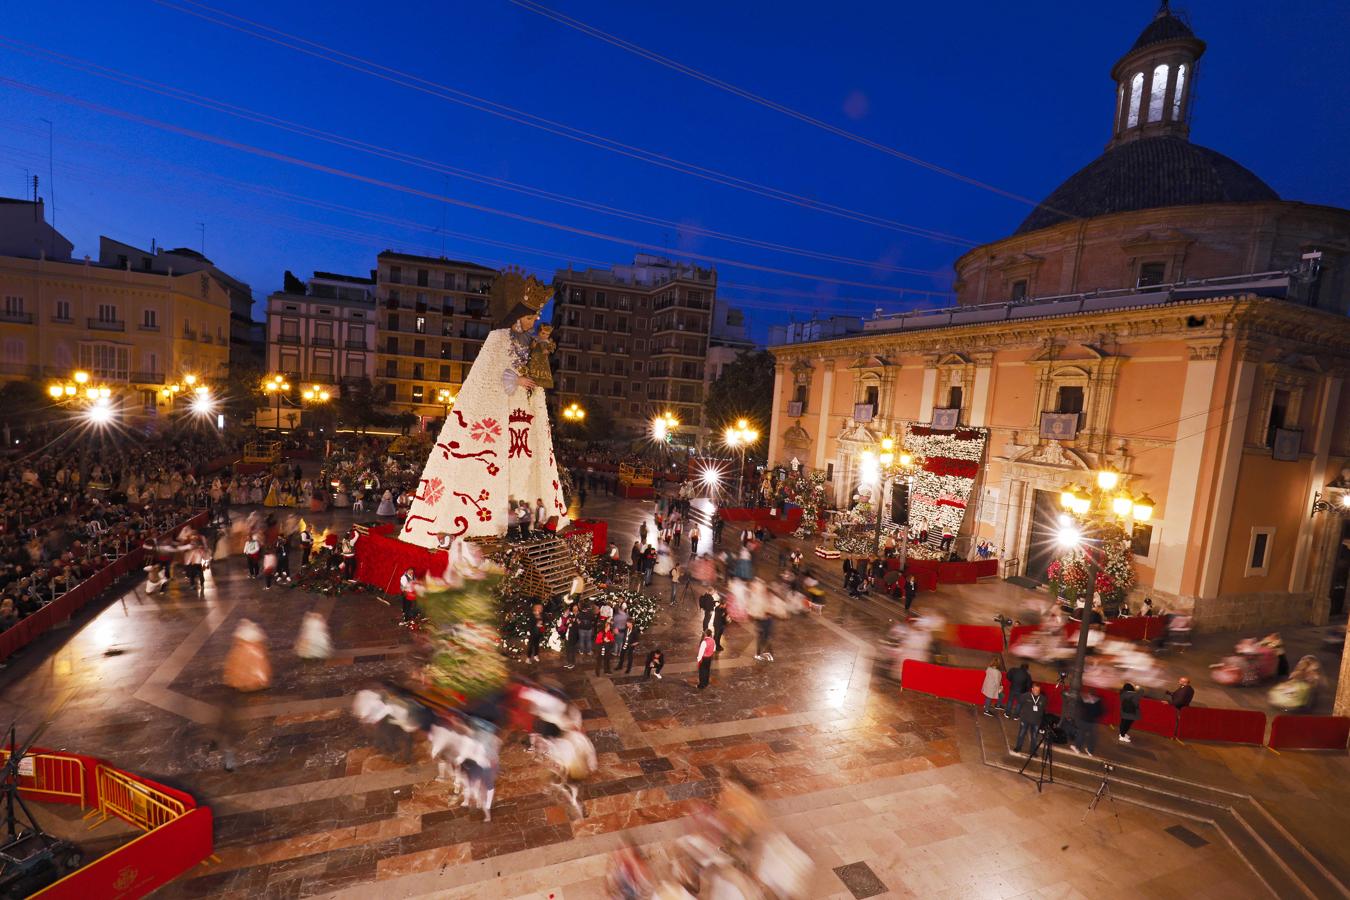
[470,417,501,444]
[416,477,445,506]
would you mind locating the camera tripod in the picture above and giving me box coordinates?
[1081,764,1123,830]
[1017,732,1054,792]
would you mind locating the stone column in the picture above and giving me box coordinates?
[1289,375,1343,595]
[1336,630,1350,717]
[1153,340,1221,597]
[969,352,994,427]
[768,362,787,466]
[1199,345,1261,599]
[813,361,835,472]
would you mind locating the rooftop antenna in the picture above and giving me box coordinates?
[197,222,206,255]
[39,118,54,233]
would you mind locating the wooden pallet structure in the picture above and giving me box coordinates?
[473,533,581,600]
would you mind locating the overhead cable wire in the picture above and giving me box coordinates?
[142,0,978,248]
[0,36,950,280]
[0,75,948,296]
[508,0,1073,219]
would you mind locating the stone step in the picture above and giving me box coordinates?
[971,707,1344,899]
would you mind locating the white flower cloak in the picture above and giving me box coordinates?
[401,327,566,548]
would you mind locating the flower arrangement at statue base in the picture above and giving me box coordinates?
[418,543,510,704]
[834,534,875,556]
[500,580,658,655]
[780,470,827,538]
[291,563,368,597]
[1046,547,1090,604]
[903,424,987,547]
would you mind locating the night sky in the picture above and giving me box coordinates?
[2,1,1347,341]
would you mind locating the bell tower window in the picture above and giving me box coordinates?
[1126,72,1144,127]
[1171,64,1187,120]
[1148,64,1169,122]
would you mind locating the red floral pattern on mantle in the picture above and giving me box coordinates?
[923,457,980,479]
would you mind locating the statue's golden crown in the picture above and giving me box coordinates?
[491,266,551,313]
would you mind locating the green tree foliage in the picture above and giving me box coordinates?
[0,380,61,427]
[335,378,382,432]
[705,350,774,450]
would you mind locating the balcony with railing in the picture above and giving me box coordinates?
[88,317,125,331]
[312,336,335,347]
[345,339,368,349]
[131,371,166,385]
[276,333,301,345]
[139,321,160,332]
[199,332,213,343]
[0,310,33,324]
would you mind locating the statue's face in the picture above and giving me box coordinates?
[515,313,539,330]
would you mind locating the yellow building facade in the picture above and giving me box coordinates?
[0,253,231,413]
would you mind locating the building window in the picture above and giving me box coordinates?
[1009,280,1027,302]
[1266,389,1291,447]
[142,309,158,329]
[385,359,397,378]
[593,313,605,330]
[1057,385,1085,415]
[54,299,70,321]
[947,386,963,411]
[1172,64,1187,120]
[416,269,428,287]
[280,352,299,373]
[313,355,333,377]
[1138,261,1166,287]
[387,313,398,332]
[633,361,643,373]
[384,382,396,401]
[96,303,118,323]
[413,339,426,358]
[1245,527,1275,577]
[348,357,365,378]
[1147,64,1169,123]
[415,316,427,334]
[413,363,425,380]
[386,336,399,354]
[594,291,607,308]
[589,379,600,394]
[439,364,451,381]
[388,265,402,284]
[280,319,300,340]
[78,343,129,381]
[349,325,366,347]
[412,385,424,402]
[1130,523,1154,559]
[1127,72,1144,127]
[3,296,23,316]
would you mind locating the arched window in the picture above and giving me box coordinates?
[1172,64,1187,120]
[1126,72,1144,127]
[1116,84,1125,129]
[1148,64,1169,122]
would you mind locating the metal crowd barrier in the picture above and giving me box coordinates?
[89,764,187,833]
[0,749,87,808]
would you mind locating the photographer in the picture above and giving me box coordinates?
[1012,683,1046,755]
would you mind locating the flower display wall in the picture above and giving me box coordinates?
[903,424,987,540]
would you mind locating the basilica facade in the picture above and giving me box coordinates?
[767,6,1350,629]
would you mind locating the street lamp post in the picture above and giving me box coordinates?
[562,401,586,428]
[436,388,456,424]
[1055,468,1154,694]
[860,436,918,556]
[262,375,290,435]
[723,418,759,505]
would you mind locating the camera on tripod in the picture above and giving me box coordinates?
[993,614,1013,626]
[1101,762,1115,772]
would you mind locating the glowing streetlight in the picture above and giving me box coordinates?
[261,374,291,434]
[302,385,332,402]
[562,401,586,423]
[653,411,679,442]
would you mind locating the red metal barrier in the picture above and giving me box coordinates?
[1178,706,1267,745]
[1268,715,1350,751]
[950,624,1005,653]
[899,659,987,705]
[569,519,607,555]
[0,514,205,662]
[938,561,979,584]
[35,806,213,899]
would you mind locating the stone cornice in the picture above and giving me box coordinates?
[769,296,1350,365]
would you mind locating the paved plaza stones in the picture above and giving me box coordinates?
[0,495,1332,898]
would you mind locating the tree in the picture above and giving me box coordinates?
[223,362,266,425]
[0,380,60,429]
[705,350,775,450]
[335,378,382,432]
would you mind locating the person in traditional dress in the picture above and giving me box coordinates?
[377,489,397,517]
[295,611,333,659]
[399,271,567,549]
[223,619,271,692]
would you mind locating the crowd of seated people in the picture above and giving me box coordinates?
[0,430,229,636]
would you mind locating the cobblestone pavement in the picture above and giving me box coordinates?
[0,494,1294,898]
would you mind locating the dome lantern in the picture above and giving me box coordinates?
[1108,2,1206,149]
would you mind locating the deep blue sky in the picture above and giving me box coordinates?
[2,1,1347,341]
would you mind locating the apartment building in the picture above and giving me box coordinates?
[0,198,230,414]
[374,251,494,423]
[266,270,377,387]
[550,255,717,444]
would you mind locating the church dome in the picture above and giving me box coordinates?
[1129,10,1195,51]
[1014,137,1279,236]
